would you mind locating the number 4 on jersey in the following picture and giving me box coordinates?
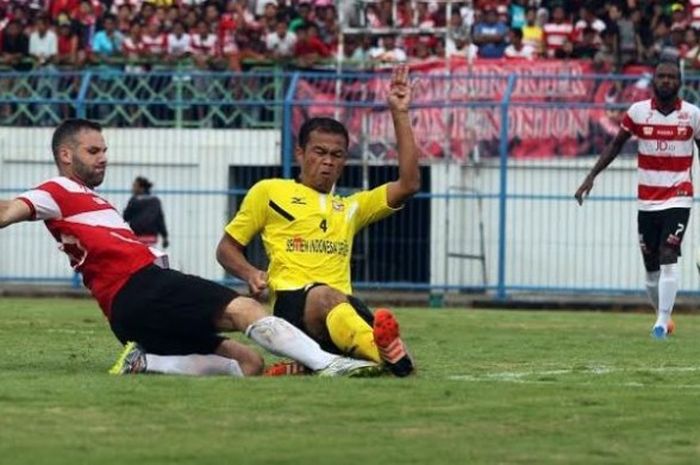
[319,219,327,232]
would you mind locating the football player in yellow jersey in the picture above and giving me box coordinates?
[216,65,420,377]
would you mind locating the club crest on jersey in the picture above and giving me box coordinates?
[291,196,306,205]
[678,112,689,120]
[332,200,344,212]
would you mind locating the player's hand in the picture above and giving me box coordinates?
[387,64,412,114]
[248,269,268,297]
[162,238,169,249]
[574,176,594,206]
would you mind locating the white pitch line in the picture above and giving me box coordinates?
[448,365,700,387]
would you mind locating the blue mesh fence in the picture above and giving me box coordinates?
[2,69,700,300]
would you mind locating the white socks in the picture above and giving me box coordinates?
[136,315,339,376]
[645,270,660,313]
[144,354,244,377]
[655,263,679,328]
[246,316,336,371]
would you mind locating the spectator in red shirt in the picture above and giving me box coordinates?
[55,14,81,66]
[294,22,330,67]
[50,0,80,20]
[72,0,97,52]
[412,34,434,61]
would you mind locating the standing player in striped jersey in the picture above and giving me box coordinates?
[0,119,379,377]
[575,60,700,339]
[217,65,419,376]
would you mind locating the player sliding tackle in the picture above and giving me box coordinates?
[0,119,380,377]
[217,64,420,376]
[575,60,700,339]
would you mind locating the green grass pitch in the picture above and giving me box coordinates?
[1,297,700,464]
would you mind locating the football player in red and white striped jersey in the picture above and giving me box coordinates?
[0,119,379,378]
[575,60,700,339]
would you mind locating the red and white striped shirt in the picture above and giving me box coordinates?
[190,33,218,56]
[122,36,144,55]
[691,0,700,29]
[17,177,161,318]
[621,98,700,211]
[543,22,573,57]
[142,33,167,55]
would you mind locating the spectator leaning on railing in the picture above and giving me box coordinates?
[55,13,80,67]
[504,27,534,59]
[29,15,58,67]
[265,16,296,59]
[0,20,30,70]
[91,14,124,64]
[472,5,508,59]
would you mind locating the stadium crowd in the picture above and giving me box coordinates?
[0,0,699,71]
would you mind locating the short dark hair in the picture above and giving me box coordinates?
[51,118,102,159]
[135,176,153,194]
[511,27,523,39]
[657,58,680,70]
[298,117,349,149]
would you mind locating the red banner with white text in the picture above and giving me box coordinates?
[293,59,654,159]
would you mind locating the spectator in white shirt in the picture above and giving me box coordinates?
[446,27,478,60]
[504,28,535,59]
[265,19,296,59]
[166,20,191,61]
[369,34,407,62]
[29,15,58,66]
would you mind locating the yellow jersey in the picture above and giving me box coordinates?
[522,25,543,51]
[224,179,399,295]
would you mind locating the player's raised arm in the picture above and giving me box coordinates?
[0,199,32,229]
[574,128,631,206]
[386,64,421,209]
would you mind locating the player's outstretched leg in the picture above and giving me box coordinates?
[373,308,414,377]
[109,340,249,376]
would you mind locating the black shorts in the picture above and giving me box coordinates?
[273,284,374,349]
[638,208,690,256]
[110,265,238,355]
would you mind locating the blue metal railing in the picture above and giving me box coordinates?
[497,74,517,301]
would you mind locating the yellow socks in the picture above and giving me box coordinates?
[325,302,381,363]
